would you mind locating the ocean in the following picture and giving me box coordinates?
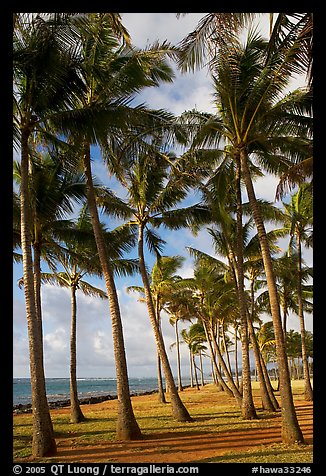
[13,377,187,406]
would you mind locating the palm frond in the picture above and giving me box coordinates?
[145,227,166,257]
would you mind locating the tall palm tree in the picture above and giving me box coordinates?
[150,255,185,399]
[178,13,313,442]
[41,210,139,423]
[128,255,185,402]
[41,263,107,423]
[112,150,193,422]
[47,13,185,438]
[166,287,196,392]
[13,13,87,452]
[189,29,312,443]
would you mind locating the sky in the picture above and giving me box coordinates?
[13,13,312,379]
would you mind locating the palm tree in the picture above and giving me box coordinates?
[41,209,140,423]
[181,256,242,402]
[179,324,206,391]
[41,262,107,423]
[166,287,199,392]
[13,152,88,322]
[190,30,312,443]
[47,13,185,438]
[150,255,185,399]
[13,13,86,452]
[282,184,313,400]
[128,255,185,402]
[188,322,207,388]
[256,321,278,383]
[177,12,313,443]
[177,13,312,82]
[113,149,193,422]
[14,153,91,424]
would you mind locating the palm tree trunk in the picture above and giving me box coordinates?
[137,224,192,422]
[175,318,183,391]
[233,327,240,388]
[189,348,194,387]
[209,322,242,405]
[33,240,43,335]
[221,323,232,375]
[192,355,200,390]
[155,299,166,403]
[20,128,56,457]
[156,352,166,402]
[240,148,303,443]
[33,239,57,433]
[282,303,288,343]
[248,280,278,411]
[82,146,141,440]
[235,154,257,419]
[70,283,86,423]
[199,351,205,386]
[296,236,313,401]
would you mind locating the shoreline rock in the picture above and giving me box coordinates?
[13,389,159,414]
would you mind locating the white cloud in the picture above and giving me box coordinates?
[44,327,68,353]
[121,13,207,49]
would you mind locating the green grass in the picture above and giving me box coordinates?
[13,380,313,463]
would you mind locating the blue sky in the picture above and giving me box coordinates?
[13,13,312,379]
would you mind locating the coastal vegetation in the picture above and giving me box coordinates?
[13,12,313,460]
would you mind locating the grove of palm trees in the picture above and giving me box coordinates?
[13,12,313,464]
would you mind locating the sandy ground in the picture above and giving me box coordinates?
[15,387,313,464]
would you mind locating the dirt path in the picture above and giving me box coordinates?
[44,400,312,463]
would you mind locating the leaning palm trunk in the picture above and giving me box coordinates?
[202,321,234,395]
[221,323,232,375]
[82,146,141,440]
[247,311,278,411]
[248,281,279,410]
[249,273,279,409]
[70,284,86,423]
[20,129,56,456]
[192,355,200,390]
[296,235,313,401]
[240,148,303,443]
[235,155,257,419]
[208,321,242,405]
[137,225,192,422]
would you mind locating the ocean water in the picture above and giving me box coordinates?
[13,377,178,406]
